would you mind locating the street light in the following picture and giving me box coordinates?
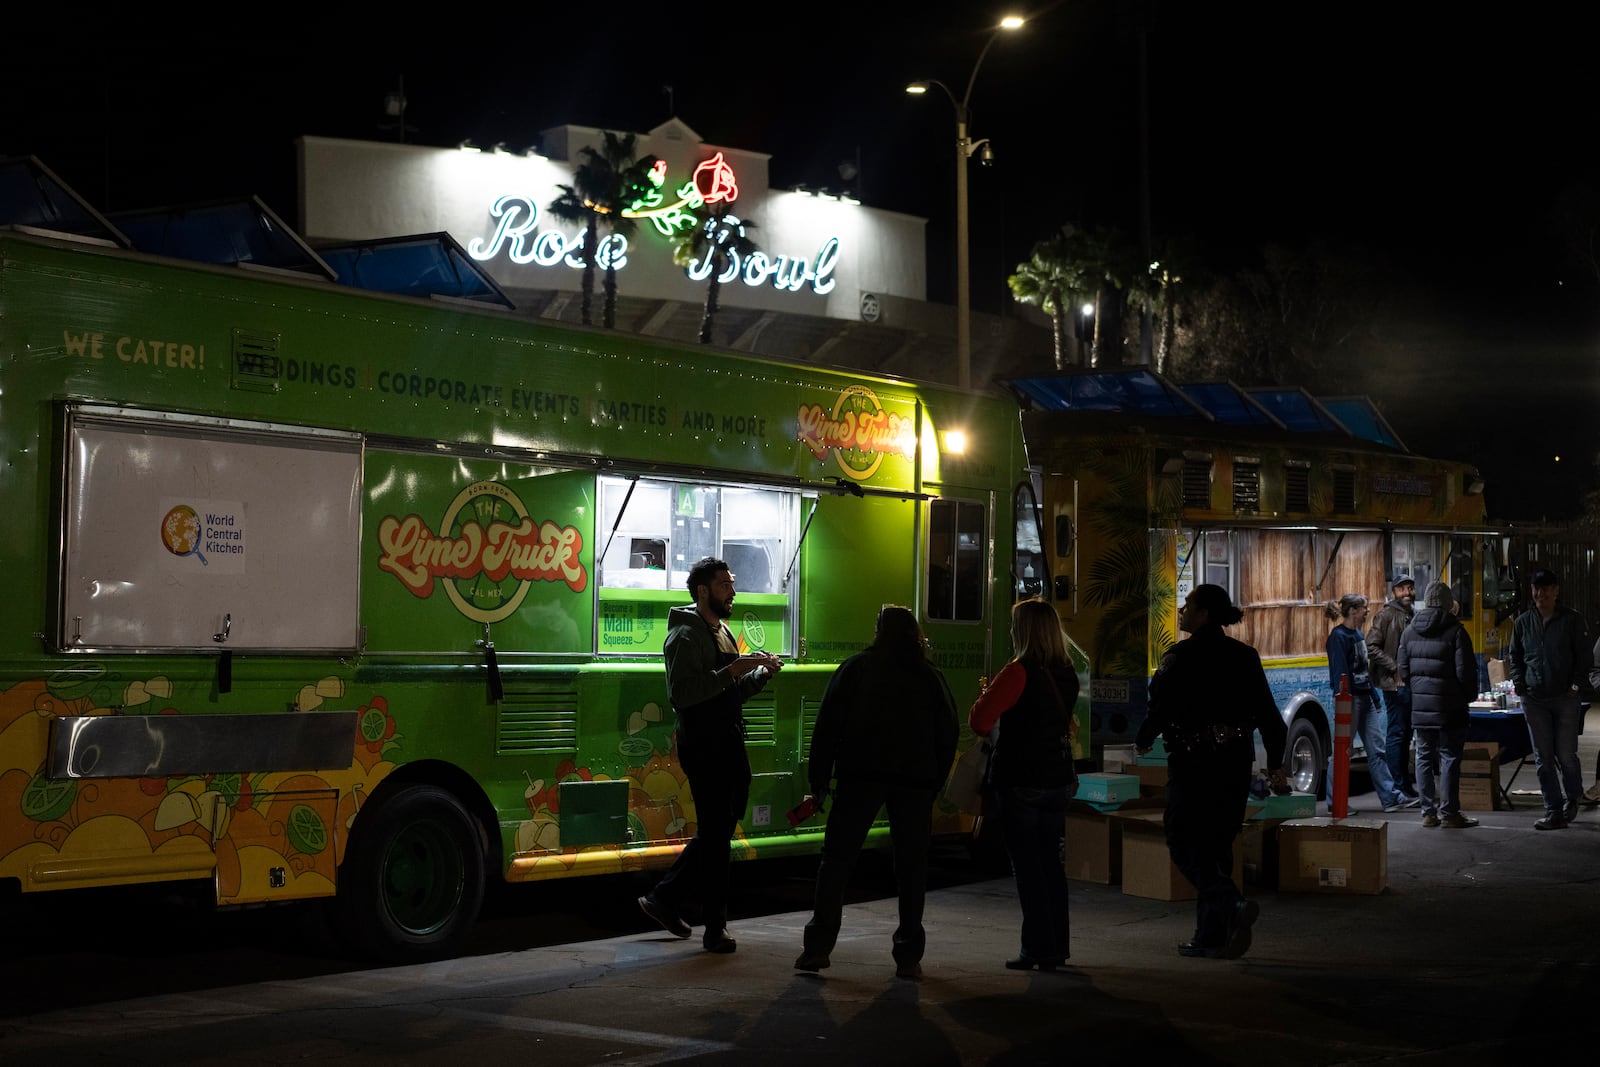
[908,14,1025,389]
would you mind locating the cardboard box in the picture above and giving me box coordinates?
[1277,819,1388,894]
[1459,776,1500,811]
[1117,810,1244,901]
[1065,806,1121,884]
[1101,744,1139,772]
[1077,772,1141,805]
[1461,741,1499,772]
[1246,792,1317,821]
[1460,742,1502,811]
[1128,761,1170,791]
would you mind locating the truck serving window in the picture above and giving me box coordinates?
[58,405,363,654]
[596,475,800,657]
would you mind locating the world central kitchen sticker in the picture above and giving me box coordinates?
[159,500,247,573]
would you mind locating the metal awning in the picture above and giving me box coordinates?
[1004,369,1212,419]
[0,155,128,245]
[316,232,515,308]
[1181,380,1285,428]
[1244,387,1351,437]
[1317,396,1408,452]
[111,197,335,280]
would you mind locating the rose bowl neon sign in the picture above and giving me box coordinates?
[466,154,838,296]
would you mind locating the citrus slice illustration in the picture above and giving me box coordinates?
[358,706,389,744]
[285,803,329,855]
[742,611,767,649]
[21,772,75,822]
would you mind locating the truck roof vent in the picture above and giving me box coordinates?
[231,329,282,393]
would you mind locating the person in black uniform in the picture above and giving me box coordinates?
[1137,584,1288,959]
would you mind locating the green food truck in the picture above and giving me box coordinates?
[0,216,1043,961]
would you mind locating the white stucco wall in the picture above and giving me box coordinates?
[297,128,927,324]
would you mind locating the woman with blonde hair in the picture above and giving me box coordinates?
[969,597,1079,971]
[1324,593,1404,813]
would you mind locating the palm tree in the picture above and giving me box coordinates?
[1008,236,1092,370]
[1073,227,1137,369]
[546,183,599,326]
[547,131,655,328]
[673,203,758,344]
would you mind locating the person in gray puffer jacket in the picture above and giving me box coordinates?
[1398,582,1479,828]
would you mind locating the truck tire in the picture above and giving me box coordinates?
[336,783,485,963]
[1284,717,1325,798]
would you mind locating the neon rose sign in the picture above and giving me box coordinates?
[467,153,839,296]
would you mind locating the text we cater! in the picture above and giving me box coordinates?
[468,151,840,296]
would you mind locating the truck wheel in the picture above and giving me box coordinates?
[336,784,485,963]
[1285,718,1325,798]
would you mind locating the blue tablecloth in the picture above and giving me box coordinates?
[1468,710,1532,764]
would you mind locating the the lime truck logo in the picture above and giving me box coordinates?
[376,481,587,623]
[796,384,917,480]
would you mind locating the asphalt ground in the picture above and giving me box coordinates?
[3,720,1598,1065]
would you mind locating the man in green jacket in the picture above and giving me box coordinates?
[638,557,782,951]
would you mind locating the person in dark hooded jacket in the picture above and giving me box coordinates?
[1397,582,1479,828]
[795,605,957,980]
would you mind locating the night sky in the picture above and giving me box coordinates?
[5,3,1597,518]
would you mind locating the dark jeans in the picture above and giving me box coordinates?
[1522,694,1584,817]
[1414,724,1466,818]
[1382,686,1415,793]
[1164,759,1250,948]
[803,780,935,965]
[651,723,751,934]
[995,784,1072,962]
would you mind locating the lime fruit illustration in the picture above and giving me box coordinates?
[21,772,75,822]
[285,803,329,855]
[742,611,767,649]
[161,504,201,556]
[359,706,389,745]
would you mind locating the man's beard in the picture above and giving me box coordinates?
[711,594,734,619]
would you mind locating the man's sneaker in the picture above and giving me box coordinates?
[638,894,692,938]
[1400,794,1423,809]
[894,960,923,980]
[1382,803,1403,813]
[1421,812,1441,828]
[1535,814,1568,831]
[1440,813,1479,829]
[1583,783,1600,808]
[794,951,830,972]
[1563,800,1579,822]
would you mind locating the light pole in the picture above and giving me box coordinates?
[908,14,1024,390]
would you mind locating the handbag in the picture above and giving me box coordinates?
[945,741,991,813]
